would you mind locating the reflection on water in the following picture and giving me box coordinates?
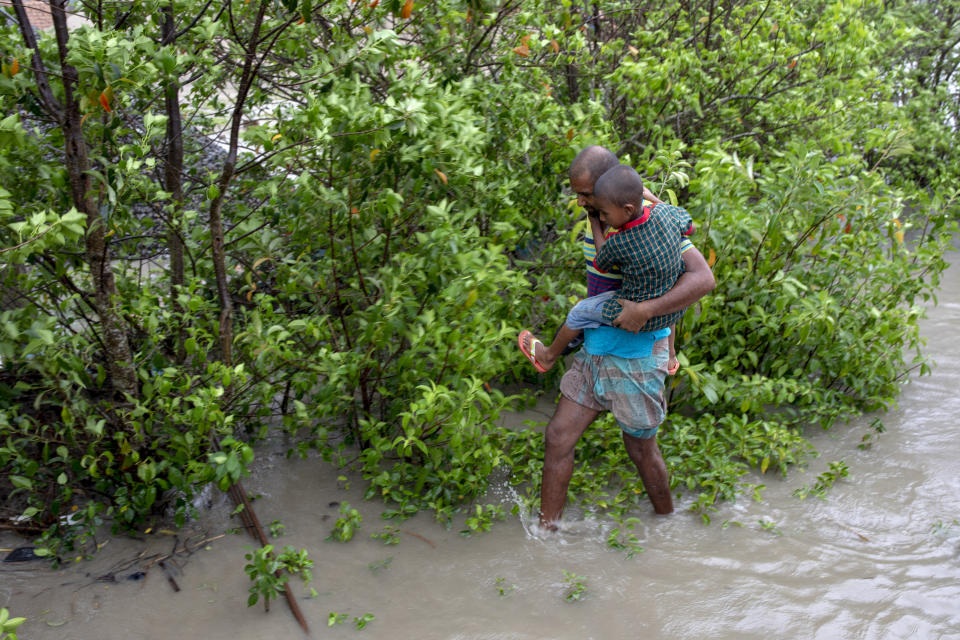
[3,254,960,640]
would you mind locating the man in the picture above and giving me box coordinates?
[539,145,715,528]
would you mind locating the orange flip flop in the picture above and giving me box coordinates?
[518,330,548,373]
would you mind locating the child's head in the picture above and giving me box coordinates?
[592,164,646,229]
[569,145,619,215]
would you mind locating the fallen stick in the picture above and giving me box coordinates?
[210,427,309,634]
[158,560,181,592]
[402,529,436,548]
[140,533,228,572]
[834,520,870,542]
[228,481,310,634]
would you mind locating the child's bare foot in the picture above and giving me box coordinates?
[667,354,680,376]
[518,330,558,372]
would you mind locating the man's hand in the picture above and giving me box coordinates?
[613,299,653,333]
[642,187,663,205]
[612,246,716,333]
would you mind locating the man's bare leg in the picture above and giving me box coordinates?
[622,432,674,514]
[539,396,601,529]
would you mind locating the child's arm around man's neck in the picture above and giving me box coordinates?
[589,214,608,252]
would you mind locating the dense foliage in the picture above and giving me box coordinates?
[0,0,957,555]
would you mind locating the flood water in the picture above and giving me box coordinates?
[3,252,960,640]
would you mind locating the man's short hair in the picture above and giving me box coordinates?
[594,164,645,207]
[569,145,619,183]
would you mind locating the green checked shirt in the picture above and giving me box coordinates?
[593,203,694,331]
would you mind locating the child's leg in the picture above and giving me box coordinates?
[541,291,620,367]
[536,323,582,371]
[667,324,679,375]
[518,291,616,373]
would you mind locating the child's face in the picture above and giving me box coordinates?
[594,195,635,229]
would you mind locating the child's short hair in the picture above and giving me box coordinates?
[594,165,645,207]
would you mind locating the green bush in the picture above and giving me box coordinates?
[0,0,957,556]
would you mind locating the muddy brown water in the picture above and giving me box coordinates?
[3,253,960,640]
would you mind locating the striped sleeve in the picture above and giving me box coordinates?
[584,224,622,296]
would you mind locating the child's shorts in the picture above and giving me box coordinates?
[565,290,618,331]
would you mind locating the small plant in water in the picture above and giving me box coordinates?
[329,502,362,542]
[562,570,587,602]
[354,613,375,629]
[269,519,285,538]
[758,518,782,536]
[460,504,506,536]
[243,544,314,610]
[858,419,886,450]
[494,577,517,596]
[368,556,393,574]
[0,608,26,640]
[930,519,959,537]
[747,483,767,503]
[371,525,401,545]
[328,612,349,626]
[793,460,849,500]
[606,517,644,558]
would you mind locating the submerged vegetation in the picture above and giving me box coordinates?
[0,0,958,557]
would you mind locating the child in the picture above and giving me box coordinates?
[519,164,693,373]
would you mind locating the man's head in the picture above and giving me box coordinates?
[569,145,619,216]
[592,164,646,229]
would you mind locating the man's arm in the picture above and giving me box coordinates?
[612,246,716,333]
[643,187,663,205]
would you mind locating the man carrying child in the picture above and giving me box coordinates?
[519,164,694,374]
[522,146,715,528]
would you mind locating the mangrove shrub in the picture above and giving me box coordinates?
[0,0,957,555]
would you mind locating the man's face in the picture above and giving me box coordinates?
[570,174,599,216]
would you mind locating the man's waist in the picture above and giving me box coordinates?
[583,325,670,358]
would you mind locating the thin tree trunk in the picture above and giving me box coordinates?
[17,0,139,399]
[162,2,186,360]
[207,0,269,385]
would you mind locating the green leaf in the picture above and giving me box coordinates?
[300,0,313,22]
[4,616,26,630]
